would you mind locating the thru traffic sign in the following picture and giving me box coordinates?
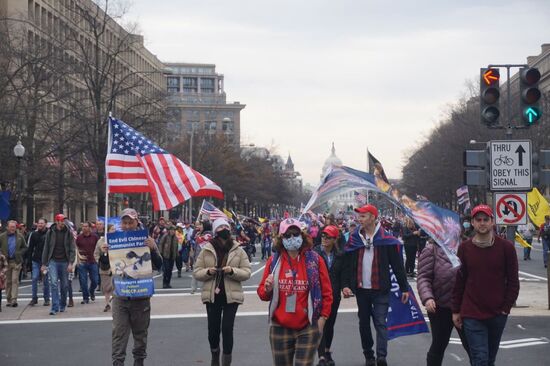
[489,140,532,191]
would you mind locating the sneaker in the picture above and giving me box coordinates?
[49,310,57,316]
[376,357,388,366]
[103,304,111,312]
[11,302,18,308]
[43,301,50,306]
[81,300,89,304]
[30,298,38,306]
[6,303,12,307]
[68,299,74,307]
[326,352,335,366]
[90,294,95,301]
[60,307,66,312]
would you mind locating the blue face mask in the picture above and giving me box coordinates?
[282,236,303,251]
[463,222,471,229]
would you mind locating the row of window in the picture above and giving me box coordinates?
[167,77,220,93]
[186,120,234,132]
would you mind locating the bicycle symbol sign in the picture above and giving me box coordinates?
[489,140,532,191]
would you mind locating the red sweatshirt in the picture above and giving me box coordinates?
[258,251,332,330]
[451,236,519,319]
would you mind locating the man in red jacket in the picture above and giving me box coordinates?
[452,204,519,366]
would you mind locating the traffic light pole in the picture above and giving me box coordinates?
[487,63,529,137]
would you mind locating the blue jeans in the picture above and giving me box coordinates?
[32,261,50,301]
[48,260,68,312]
[463,315,507,366]
[355,289,390,359]
[542,239,549,266]
[523,238,532,259]
[78,263,99,301]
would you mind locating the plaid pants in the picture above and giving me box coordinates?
[270,324,321,366]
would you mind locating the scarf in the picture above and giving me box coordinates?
[269,249,322,323]
[345,225,401,252]
[472,235,495,248]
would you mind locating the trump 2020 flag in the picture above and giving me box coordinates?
[106,117,224,211]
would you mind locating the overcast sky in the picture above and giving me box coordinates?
[128,0,550,185]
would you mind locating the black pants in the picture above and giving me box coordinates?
[206,294,239,354]
[318,295,341,357]
[404,244,418,274]
[162,259,174,286]
[175,254,183,273]
[427,306,470,366]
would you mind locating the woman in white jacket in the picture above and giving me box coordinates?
[193,218,251,366]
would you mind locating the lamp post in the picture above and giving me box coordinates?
[188,122,196,222]
[13,139,25,222]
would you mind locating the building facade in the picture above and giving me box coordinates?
[164,62,245,145]
[0,0,166,223]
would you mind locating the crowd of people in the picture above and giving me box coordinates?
[0,203,547,366]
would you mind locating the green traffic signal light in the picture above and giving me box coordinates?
[519,67,542,126]
[523,106,541,124]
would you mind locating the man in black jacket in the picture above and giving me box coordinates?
[342,204,409,366]
[27,218,50,306]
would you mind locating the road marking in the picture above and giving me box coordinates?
[518,271,547,281]
[450,337,549,349]
[250,265,266,278]
[0,307,360,325]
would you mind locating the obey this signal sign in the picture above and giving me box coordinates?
[494,193,527,225]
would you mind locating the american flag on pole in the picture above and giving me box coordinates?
[199,200,228,221]
[106,117,224,211]
[354,190,367,205]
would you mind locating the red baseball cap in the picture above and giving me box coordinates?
[471,204,493,218]
[354,204,378,218]
[322,225,339,238]
[55,214,66,222]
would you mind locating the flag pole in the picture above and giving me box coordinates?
[105,113,112,242]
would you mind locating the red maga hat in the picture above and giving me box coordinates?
[471,204,493,218]
[354,204,378,218]
[322,225,339,238]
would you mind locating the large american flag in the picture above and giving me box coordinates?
[106,117,224,210]
[199,200,228,221]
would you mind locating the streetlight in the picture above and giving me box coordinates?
[188,122,197,222]
[13,138,25,222]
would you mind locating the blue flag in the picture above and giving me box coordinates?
[387,270,429,339]
[0,191,11,220]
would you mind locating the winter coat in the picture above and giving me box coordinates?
[416,242,458,309]
[26,229,48,263]
[159,233,178,260]
[193,240,251,304]
[42,226,76,265]
[314,245,345,300]
[0,254,7,289]
[0,232,27,264]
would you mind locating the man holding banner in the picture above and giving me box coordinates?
[341,204,409,366]
[111,208,163,366]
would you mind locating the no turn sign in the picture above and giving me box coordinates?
[494,193,527,225]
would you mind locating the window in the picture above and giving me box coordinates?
[186,121,200,132]
[204,121,217,131]
[167,77,179,93]
[200,78,215,93]
[222,120,234,132]
[183,77,198,93]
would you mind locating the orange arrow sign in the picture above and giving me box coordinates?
[483,69,499,85]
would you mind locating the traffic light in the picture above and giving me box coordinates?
[519,67,542,125]
[480,68,500,126]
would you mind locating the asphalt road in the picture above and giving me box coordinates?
[1,313,548,365]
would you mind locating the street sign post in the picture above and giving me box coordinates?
[489,140,532,191]
[494,193,528,225]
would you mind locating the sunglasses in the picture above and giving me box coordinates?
[321,233,336,239]
[283,232,301,239]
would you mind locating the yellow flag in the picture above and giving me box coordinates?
[515,232,532,248]
[527,188,550,228]
[223,208,233,219]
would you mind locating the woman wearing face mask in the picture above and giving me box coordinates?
[258,218,333,366]
[461,216,474,241]
[194,218,251,366]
